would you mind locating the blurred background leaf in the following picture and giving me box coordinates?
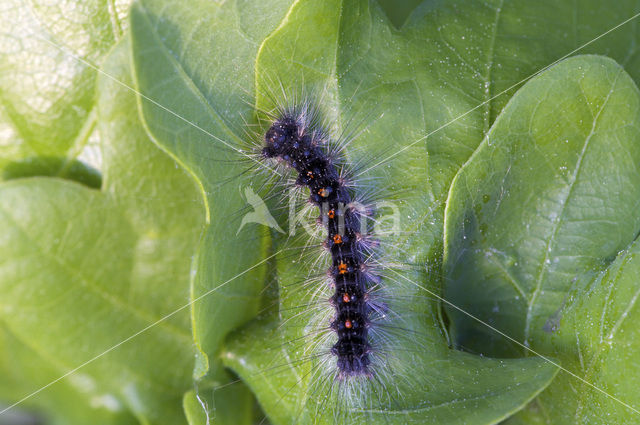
[0,0,132,182]
[0,38,205,424]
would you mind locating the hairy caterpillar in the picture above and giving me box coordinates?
[202,85,429,424]
[261,103,379,379]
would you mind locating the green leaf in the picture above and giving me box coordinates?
[2,0,639,422]
[377,0,423,28]
[0,178,194,425]
[130,0,285,380]
[534,239,640,423]
[183,391,208,425]
[444,55,640,422]
[444,54,640,355]
[0,39,205,424]
[183,383,258,425]
[504,238,640,423]
[0,323,137,425]
[503,236,640,425]
[417,0,640,211]
[0,0,130,180]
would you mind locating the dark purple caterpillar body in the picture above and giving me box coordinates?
[262,112,375,378]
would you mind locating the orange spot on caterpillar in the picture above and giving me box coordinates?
[327,209,335,219]
[333,234,343,244]
[337,262,348,275]
[318,187,331,198]
[342,293,350,303]
[344,320,352,329]
[307,170,314,179]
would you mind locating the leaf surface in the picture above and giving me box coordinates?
[0,39,205,424]
[0,0,131,180]
[444,55,640,422]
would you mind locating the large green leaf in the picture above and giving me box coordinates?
[532,238,640,423]
[444,55,640,422]
[0,39,204,424]
[505,238,640,424]
[416,0,640,210]
[0,0,132,181]
[444,54,640,355]
[0,324,137,425]
[130,0,285,382]
[183,384,258,425]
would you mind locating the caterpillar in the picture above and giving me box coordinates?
[213,90,431,425]
[261,104,379,379]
